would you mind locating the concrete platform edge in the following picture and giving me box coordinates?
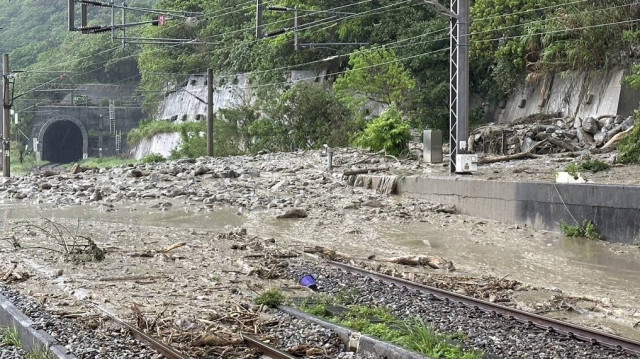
[0,292,76,359]
[278,305,432,359]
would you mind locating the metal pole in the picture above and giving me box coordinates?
[256,0,263,38]
[449,0,469,173]
[3,54,10,177]
[207,68,214,157]
[121,2,126,48]
[68,0,75,31]
[111,1,115,42]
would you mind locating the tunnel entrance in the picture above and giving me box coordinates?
[41,120,84,163]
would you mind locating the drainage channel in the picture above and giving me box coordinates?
[328,261,640,356]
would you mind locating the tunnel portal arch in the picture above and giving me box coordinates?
[37,116,88,163]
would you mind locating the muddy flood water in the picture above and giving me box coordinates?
[2,197,640,340]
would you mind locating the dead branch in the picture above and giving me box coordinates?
[342,167,389,176]
[479,139,547,164]
[546,137,581,152]
[602,125,635,150]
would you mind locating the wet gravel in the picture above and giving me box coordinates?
[288,263,639,359]
[0,285,157,359]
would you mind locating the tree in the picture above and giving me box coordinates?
[353,104,411,156]
[334,48,416,115]
[277,82,354,148]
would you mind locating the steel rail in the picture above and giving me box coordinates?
[329,261,640,354]
[243,334,298,359]
[106,314,191,359]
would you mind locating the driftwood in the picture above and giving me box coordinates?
[479,139,547,164]
[342,167,389,176]
[602,125,635,150]
[546,137,581,152]
[379,255,455,271]
[303,246,349,260]
[160,242,186,254]
[99,275,166,282]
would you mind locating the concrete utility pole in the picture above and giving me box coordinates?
[449,0,470,173]
[3,53,11,177]
[68,0,75,31]
[256,0,264,39]
[207,68,214,157]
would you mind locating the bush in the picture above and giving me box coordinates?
[617,124,640,164]
[353,105,411,156]
[560,220,602,240]
[140,153,165,164]
[254,289,285,308]
[578,158,610,172]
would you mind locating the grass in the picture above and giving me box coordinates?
[254,289,285,308]
[127,120,178,146]
[25,350,54,359]
[564,158,610,179]
[76,156,137,169]
[560,220,602,240]
[299,300,482,359]
[1,326,21,347]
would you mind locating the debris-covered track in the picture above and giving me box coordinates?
[329,261,640,356]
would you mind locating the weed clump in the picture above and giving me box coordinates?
[1,326,21,347]
[255,289,285,308]
[299,298,482,359]
[561,220,602,240]
[564,158,610,177]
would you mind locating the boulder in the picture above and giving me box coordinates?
[582,117,599,134]
[276,208,308,219]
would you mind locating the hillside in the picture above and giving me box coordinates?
[6,0,640,158]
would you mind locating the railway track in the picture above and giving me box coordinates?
[105,310,298,359]
[328,261,640,356]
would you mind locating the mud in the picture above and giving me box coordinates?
[1,195,639,342]
[0,148,639,347]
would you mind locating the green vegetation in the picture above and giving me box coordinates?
[354,105,411,156]
[561,220,603,240]
[577,158,610,173]
[25,350,54,359]
[254,289,285,308]
[78,157,137,169]
[6,0,640,158]
[299,300,481,359]
[140,153,166,164]
[564,158,610,178]
[127,120,177,146]
[617,125,640,164]
[1,326,21,347]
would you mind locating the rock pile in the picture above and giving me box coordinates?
[469,114,636,156]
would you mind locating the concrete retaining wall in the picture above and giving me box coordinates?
[497,67,640,123]
[366,176,640,244]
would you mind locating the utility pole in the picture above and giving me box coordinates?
[256,0,264,39]
[294,7,298,51]
[449,0,470,173]
[207,68,214,157]
[68,0,75,31]
[3,54,11,177]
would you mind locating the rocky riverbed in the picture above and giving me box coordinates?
[0,149,639,357]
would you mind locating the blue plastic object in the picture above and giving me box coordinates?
[299,274,318,291]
